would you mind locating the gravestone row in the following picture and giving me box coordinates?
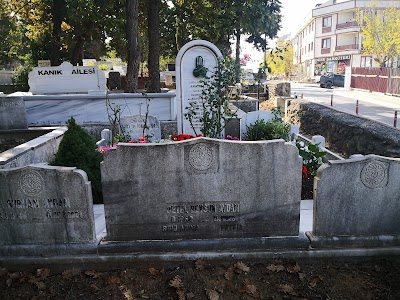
[1,142,400,256]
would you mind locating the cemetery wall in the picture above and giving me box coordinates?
[0,128,51,153]
[287,100,400,158]
[0,127,67,169]
[23,92,176,126]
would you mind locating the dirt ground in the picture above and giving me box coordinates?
[1,256,400,300]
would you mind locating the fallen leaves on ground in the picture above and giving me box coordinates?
[107,275,121,285]
[0,258,399,300]
[36,268,50,278]
[243,279,258,297]
[61,268,81,279]
[234,261,250,273]
[224,267,235,281]
[169,275,184,289]
[195,259,207,271]
[148,267,162,276]
[287,262,301,273]
[266,263,286,272]
[84,270,102,279]
[206,289,219,300]
[278,283,296,295]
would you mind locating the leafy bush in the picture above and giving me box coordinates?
[295,140,326,176]
[185,57,238,138]
[245,119,290,141]
[98,63,110,71]
[51,117,103,203]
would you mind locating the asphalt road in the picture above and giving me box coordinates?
[290,82,400,128]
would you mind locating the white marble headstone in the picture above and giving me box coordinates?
[176,40,222,135]
[28,62,106,94]
[120,115,161,142]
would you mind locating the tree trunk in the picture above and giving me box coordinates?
[126,0,140,93]
[235,29,241,82]
[147,0,161,93]
[71,35,85,66]
[235,30,241,65]
[50,0,65,66]
[175,3,186,52]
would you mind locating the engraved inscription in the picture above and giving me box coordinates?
[0,197,84,222]
[0,101,23,107]
[18,170,44,196]
[360,160,388,189]
[184,81,204,129]
[164,201,241,233]
[188,143,214,171]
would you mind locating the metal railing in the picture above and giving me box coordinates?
[322,27,331,33]
[336,21,359,30]
[335,44,358,51]
[321,48,331,54]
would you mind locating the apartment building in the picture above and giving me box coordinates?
[293,0,398,80]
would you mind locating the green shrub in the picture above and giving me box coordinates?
[51,117,103,203]
[295,140,326,176]
[245,119,290,141]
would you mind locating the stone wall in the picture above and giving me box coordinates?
[0,128,52,153]
[287,100,400,158]
[260,81,291,112]
[0,127,67,169]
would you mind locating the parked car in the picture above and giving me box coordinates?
[319,73,344,89]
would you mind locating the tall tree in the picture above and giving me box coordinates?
[50,0,66,65]
[262,39,294,78]
[358,3,400,67]
[0,2,26,66]
[147,0,161,92]
[126,0,140,92]
[233,0,282,76]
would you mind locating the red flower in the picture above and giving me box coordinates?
[302,165,308,179]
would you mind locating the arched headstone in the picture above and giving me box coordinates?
[176,40,222,135]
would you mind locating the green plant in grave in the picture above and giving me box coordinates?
[185,57,238,138]
[245,109,290,141]
[245,119,290,141]
[295,140,326,176]
[106,96,131,143]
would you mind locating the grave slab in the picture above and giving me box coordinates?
[28,62,106,94]
[101,138,303,247]
[307,155,400,248]
[0,165,97,256]
[120,115,161,142]
[0,97,27,130]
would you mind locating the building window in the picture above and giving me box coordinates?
[322,38,331,49]
[311,42,314,51]
[361,56,372,68]
[323,16,332,28]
